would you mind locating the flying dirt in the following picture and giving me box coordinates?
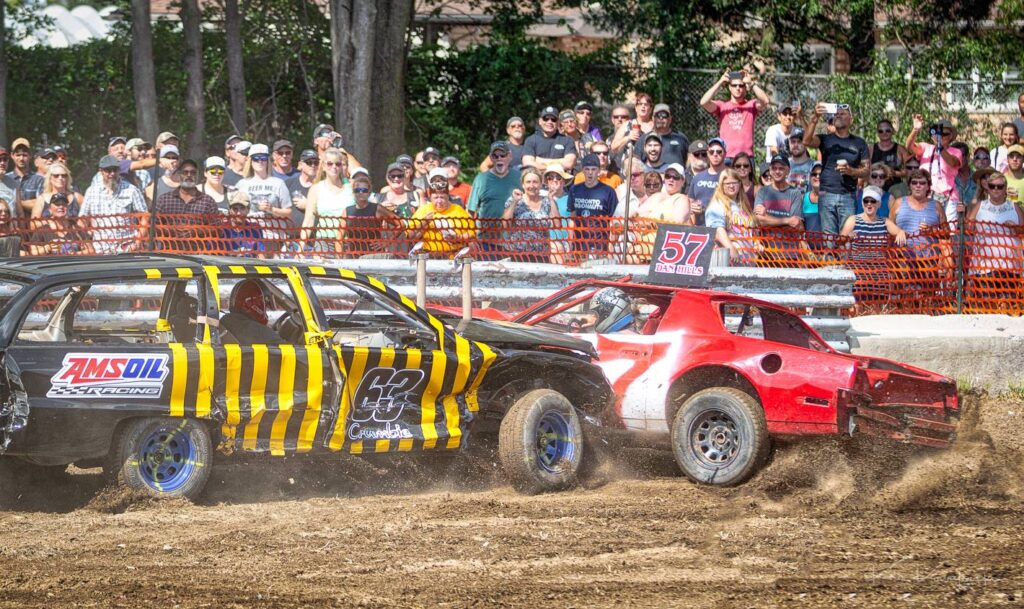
[1,391,1022,608]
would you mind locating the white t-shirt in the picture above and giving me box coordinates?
[763,124,792,163]
[236,175,292,218]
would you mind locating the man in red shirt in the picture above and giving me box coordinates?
[443,156,471,206]
[699,69,770,158]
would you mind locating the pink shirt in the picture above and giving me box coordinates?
[712,99,759,157]
[917,142,963,202]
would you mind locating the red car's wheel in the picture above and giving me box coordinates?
[670,387,769,486]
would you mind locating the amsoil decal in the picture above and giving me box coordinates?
[47,353,170,398]
[648,225,715,287]
[347,368,425,441]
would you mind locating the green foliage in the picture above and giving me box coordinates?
[405,40,631,174]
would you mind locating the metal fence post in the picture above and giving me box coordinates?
[955,217,966,313]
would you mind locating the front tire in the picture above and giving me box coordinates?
[499,389,583,494]
[671,387,768,486]
[108,418,212,499]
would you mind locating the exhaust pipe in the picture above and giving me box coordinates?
[453,246,473,326]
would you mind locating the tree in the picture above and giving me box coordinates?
[0,0,7,147]
[180,0,206,159]
[328,0,414,178]
[130,0,159,140]
[224,0,247,135]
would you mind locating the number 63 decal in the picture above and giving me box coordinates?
[657,230,711,265]
[351,368,426,423]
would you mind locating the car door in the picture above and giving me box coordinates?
[302,267,491,456]
[202,265,340,456]
[3,271,211,458]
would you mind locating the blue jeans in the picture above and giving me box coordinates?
[819,191,856,235]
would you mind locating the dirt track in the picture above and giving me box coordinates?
[2,393,1023,608]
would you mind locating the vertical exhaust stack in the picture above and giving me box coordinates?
[453,246,474,329]
[409,242,429,309]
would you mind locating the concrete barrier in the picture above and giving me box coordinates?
[848,315,1024,392]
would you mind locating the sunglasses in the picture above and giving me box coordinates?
[179,170,198,177]
[644,181,662,188]
[51,173,68,178]
[540,117,557,123]
[250,155,269,162]
[722,181,741,186]
[708,149,725,156]
[988,183,1007,190]
[387,174,404,181]
[906,166,920,171]
[545,175,564,180]
[594,150,609,156]
[208,168,225,175]
[729,83,747,88]
[910,179,930,186]
[870,173,886,179]
[353,187,370,193]
[324,161,344,168]
[612,114,630,120]
[862,198,880,205]
[877,128,893,134]
[429,181,448,189]
[317,130,332,138]
[811,172,822,178]
[692,151,708,158]
[654,113,670,119]
[664,173,682,181]
[576,109,592,115]
[491,152,509,160]
[50,200,70,207]
[974,156,990,161]
[733,163,751,169]
[303,159,320,166]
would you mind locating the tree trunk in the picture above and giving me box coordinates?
[130,0,159,140]
[847,1,876,74]
[0,1,7,147]
[329,0,414,179]
[181,0,206,159]
[224,0,247,135]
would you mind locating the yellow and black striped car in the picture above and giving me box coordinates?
[0,255,613,498]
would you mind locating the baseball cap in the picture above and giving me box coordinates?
[574,101,593,112]
[248,143,270,157]
[422,146,441,159]
[396,154,413,166]
[862,186,884,202]
[664,163,686,177]
[0,145,8,155]
[441,156,460,167]
[539,106,558,119]
[385,162,404,176]
[205,156,226,169]
[125,137,149,149]
[314,123,335,138]
[581,154,600,168]
[229,191,250,207]
[225,134,242,147]
[653,103,671,116]
[41,147,57,159]
[506,116,525,128]
[159,144,180,158]
[789,128,805,140]
[543,164,571,179]
[644,133,663,144]
[299,149,318,162]
[272,139,293,152]
[11,138,30,152]
[235,140,252,155]
[351,167,369,178]
[489,141,510,155]
[50,191,69,205]
[156,131,178,145]
[427,167,448,182]
[770,154,790,166]
[1007,144,1024,157]
[98,154,120,169]
[559,109,575,122]
[708,137,727,150]
[108,136,127,148]
[689,140,708,154]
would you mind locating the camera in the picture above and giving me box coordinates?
[331,134,344,149]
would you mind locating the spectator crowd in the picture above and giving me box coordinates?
[2,70,1024,300]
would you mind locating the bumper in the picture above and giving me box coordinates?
[838,388,959,448]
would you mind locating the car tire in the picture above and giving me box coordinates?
[499,389,583,494]
[671,387,769,486]
[108,418,212,500]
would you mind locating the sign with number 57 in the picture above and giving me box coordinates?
[647,225,716,287]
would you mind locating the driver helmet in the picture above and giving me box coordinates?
[230,279,268,325]
[592,287,633,333]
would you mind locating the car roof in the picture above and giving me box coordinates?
[0,255,345,282]
[565,278,749,303]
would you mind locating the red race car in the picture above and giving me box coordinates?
[500,279,959,486]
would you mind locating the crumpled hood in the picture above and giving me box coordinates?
[455,319,597,359]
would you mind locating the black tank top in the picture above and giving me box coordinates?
[871,142,902,187]
[344,202,379,251]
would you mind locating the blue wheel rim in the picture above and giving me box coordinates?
[535,411,576,473]
[137,424,197,493]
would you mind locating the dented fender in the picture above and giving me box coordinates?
[0,352,30,454]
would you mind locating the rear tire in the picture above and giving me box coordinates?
[670,387,768,486]
[499,389,583,494]
[108,418,212,500]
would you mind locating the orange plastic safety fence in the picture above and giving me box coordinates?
[10,213,1024,315]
